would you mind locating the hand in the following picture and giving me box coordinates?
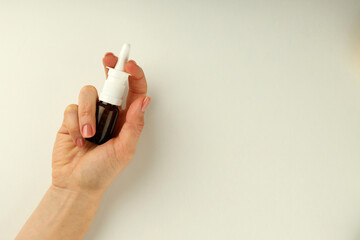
[52,53,150,195]
[16,53,150,240]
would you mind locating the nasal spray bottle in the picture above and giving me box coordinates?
[87,43,130,145]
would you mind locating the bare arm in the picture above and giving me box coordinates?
[16,186,102,240]
[15,53,150,240]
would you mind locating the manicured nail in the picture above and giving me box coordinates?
[82,124,93,138]
[141,97,151,112]
[104,52,114,58]
[76,138,84,148]
[129,59,137,65]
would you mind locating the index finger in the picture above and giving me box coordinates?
[102,53,147,109]
[102,52,118,78]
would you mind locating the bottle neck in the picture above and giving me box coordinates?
[99,67,129,106]
[98,100,120,110]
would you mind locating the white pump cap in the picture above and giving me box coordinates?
[99,43,131,106]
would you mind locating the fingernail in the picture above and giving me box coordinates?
[104,52,114,58]
[141,97,151,112]
[82,124,93,138]
[76,138,84,148]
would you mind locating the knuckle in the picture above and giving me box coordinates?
[79,105,92,118]
[67,124,79,134]
[126,120,144,137]
[137,119,145,133]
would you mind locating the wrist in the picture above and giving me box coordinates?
[16,185,104,240]
[49,184,104,204]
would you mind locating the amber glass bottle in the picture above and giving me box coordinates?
[86,101,119,145]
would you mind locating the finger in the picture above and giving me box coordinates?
[125,60,147,109]
[103,53,147,109]
[102,52,118,78]
[78,85,98,138]
[113,96,151,163]
[63,104,84,147]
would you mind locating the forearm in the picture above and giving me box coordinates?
[16,185,103,240]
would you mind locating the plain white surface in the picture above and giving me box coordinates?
[1,1,360,239]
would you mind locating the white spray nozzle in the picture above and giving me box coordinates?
[115,43,131,71]
[99,43,131,106]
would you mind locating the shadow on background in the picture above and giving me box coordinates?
[84,108,157,240]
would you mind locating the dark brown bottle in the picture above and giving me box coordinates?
[86,101,119,145]
[87,43,130,144]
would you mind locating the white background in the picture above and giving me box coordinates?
[1,0,360,239]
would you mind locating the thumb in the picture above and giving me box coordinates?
[113,96,151,163]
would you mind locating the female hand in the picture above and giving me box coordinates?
[52,53,150,195]
[16,52,151,240]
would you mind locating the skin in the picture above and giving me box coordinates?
[15,53,151,240]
